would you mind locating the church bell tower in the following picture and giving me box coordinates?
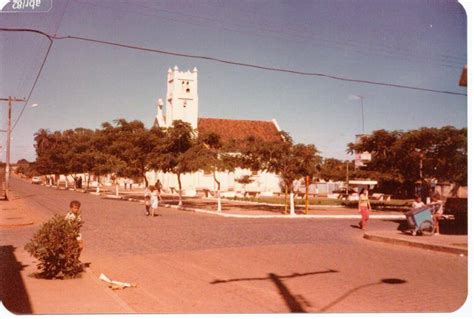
[158,65,199,130]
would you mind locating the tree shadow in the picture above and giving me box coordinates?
[211,269,338,313]
[319,278,407,312]
[0,245,32,314]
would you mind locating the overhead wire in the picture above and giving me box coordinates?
[6,0,69,132]
[76,0,466,69]
[0,27,467,120]
[11,38,54,131]
[92,0,467,67]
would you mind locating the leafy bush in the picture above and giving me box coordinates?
[24,214,83,279]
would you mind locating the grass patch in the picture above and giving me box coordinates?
[231,196,344,206]
[233,196,412,211]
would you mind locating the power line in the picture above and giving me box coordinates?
[0,27,467,99]
[12,40,53,131]
[6,0,69,132]
[1,29,54,131]
[77,0,466,69]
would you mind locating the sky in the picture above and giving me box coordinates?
[0,0,468,163]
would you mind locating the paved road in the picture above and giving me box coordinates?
[3,177,468,313]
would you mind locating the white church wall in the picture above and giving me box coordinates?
[146,168,282,196]
[152,65,283,197]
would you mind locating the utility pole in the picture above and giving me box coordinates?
[1,96,26,199]
[359,96,365,134]
[349,95,365,134]
[345,161,349,196]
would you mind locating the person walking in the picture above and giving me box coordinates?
[358,188,371,230]
[149,185,160,217]
[431,194,444,235]
[154,179,162,195]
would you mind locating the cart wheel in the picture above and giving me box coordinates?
[420,220,434,236]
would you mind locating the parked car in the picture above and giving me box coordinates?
[31,176,41,184]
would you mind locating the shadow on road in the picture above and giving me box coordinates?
[319,278,407,312]
[0,245,32,314]
[10,194,37,201]
[211,269,338,313]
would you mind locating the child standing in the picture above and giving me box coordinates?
[65,200,83,253]
[144,195,151,216]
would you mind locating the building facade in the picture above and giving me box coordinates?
[149,66,283,196]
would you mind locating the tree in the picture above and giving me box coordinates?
[198,133,238,212]
[347,126,467,197]
[91,124,126,193]
[319,158,355,182]
[34,130,73,183]
[15,159,31,176]
[240,132,321,215]
[102,119,164,188]
[149,120,201,207]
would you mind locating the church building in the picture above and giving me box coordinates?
[148,66,283,197]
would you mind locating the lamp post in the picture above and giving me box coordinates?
[414,148,423,179]
[349,95,366,134]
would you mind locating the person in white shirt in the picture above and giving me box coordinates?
[149,185,160,217]
[411,195,425,209]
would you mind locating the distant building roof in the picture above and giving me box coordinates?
[197,117,283,148]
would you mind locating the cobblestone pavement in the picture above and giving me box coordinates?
[1,177,469,314]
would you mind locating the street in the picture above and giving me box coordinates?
[1,177,468,313]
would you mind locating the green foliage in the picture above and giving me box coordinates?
[347,126,467,187]
[24,215,83,279]
[148,120,201,205]
[15,159,39,177]
[199,132,239,187]
[240,132,321,190]
[318,158,355,182]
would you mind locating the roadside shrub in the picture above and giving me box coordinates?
[24,214,83,279]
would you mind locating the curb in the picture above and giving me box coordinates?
[99,195,405,220]
[363,233,468,256]
[160,203,405,219]
[0,221,34,227]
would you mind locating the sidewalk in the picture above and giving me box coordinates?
[0,193,35,227]
[0,191,134,315]
[364,231,468,256]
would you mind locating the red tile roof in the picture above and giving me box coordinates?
[197,117,283,148]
